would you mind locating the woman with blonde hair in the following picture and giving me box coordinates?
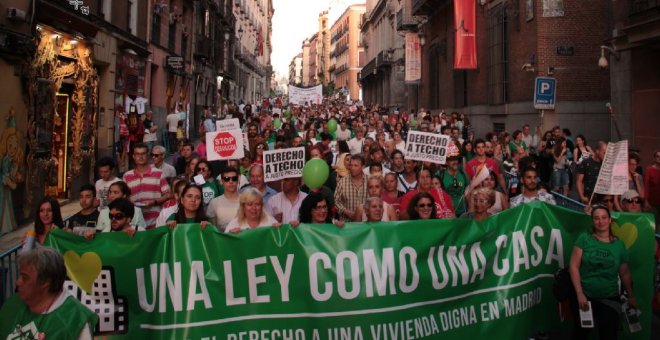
[225,188,278,233]
[461,187,495,221]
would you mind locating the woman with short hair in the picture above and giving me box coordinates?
[225,188,278,233]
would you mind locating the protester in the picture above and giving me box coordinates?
[363,196,385,223]
[551,137,570,196]
[568,205,636,339]
[472,172,509,214]
[0,247,98,338]
[576,141,607,204]
[510,167,556,208]
[174,141,196,175]
[466,139,507,193]
[156,179,187,228]
[399,168,455,220]
[334,154,369,221]
[381,172,404,215]
[95,157,121,210]
[167,105,185,153]
[266,177,307,224]
[240,164,278,203]
[439,152,470,216]
[32,196,64,245]
[194,159,222,209]
[142,110,158,151]
[166,183,210,228]
[398,159,418,193]
[461,187,495,221]
[644,150,660,229]
[619,190,642,213]
[123,143,170,229]
[207,167,242,231]
[354,176,397,222]
[96,181,146,232]
[151,145,176,180]
[225,188,278,232]
[405,192,437,220]
[298,192,338,225]
[106,198,137,236]
[67,184,100,230]
[573,134,593,165]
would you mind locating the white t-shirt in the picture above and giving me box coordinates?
[348,137,364,155]
[225,213,277,232]
[167,113,182,132]
[154,162,176,179]
[206,195,240,230]
[336,128,351,141]
[265,191,307,224]
[95,177,121,210]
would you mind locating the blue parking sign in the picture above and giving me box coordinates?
[534,77,556,109]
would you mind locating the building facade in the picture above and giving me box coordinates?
[289,53,303,85]
[410,0,611,141]
[360,0,407,110]
[232,0,273,106]
[316,11,331,87]
[0,0,244,227]
[329,3,366,101]
[609,0,660,162]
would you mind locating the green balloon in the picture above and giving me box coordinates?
[327,118,338,133]
[274,118,282,129]
[284,110,292,118]
[302,158,329,189]
[291,116,297,122]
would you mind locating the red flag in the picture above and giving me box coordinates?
[454,0,477,69]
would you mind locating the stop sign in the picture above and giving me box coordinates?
[213,131,237,158]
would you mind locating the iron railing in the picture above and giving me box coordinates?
[0,244,20,306]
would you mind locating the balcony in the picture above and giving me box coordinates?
[360,57,377,81]
[412,0,450,16]
[631,0,660,16]
[396,8,420,32]
[376,50,393,68]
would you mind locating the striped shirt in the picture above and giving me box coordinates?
[123,166,170,229]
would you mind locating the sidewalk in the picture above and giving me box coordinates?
[0,200,81,254]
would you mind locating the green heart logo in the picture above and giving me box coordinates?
[63,251,102,294]
[611,222,638,249]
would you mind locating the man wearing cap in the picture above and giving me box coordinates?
[439,143,470,216]
[620,190,642,213]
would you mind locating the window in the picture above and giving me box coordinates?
[168,23,176,51]
[487,5,509,105]
[151,13,161,45]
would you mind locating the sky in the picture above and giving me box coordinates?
[271,0,365,80]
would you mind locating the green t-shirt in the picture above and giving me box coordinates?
[202,180,223,207]
[574,232,628,299]
[438,169,470,216]
[0,294,97,339]
[509,140,527,153]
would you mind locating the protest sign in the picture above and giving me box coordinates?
[594,140,629,195]
[206,129,244,161]
[263,147,305,182]
[405,131,450,164]
[289,85,323,105]
[44,202,654,339]
[216,118,241,132]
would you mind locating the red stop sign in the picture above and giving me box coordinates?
[213,131,237,158]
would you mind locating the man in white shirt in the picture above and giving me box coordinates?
[207,167,242,230]
[335,120,352,141]
[521,124,538,152]
[166,104,185,153]
[150,145,176,180]
[348,127,366,155]
[95,157,120,210]
[266,177,307,224]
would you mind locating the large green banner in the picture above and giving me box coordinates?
[45,202,655,339]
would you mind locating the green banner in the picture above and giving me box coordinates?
[45,202,655,339]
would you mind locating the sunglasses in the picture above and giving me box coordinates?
[416,203,433,208]
[625,198,641,204]
[197,167,209,172]
[222,176,240,182]
[151,153,163,157]
[109,213,126,220]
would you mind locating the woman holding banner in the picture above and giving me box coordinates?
[225,188,278,233]
[568,205,636,339]
[166,183,210,228]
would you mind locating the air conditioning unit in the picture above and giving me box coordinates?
[7,8,27,22]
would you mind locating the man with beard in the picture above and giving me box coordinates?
[576,141,607,204]
[107,198,137,236]
[466,139,507,193]
[510,167,556,207]
[247,123,264,155]
[439,150,470,216]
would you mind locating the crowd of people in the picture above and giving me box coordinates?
[16,97,660,339]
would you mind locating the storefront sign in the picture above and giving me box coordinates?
[166,56,184,70]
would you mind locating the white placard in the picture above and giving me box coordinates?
[206,130,245,161]
[216,118,241,132]
[594,140,628,195]
[263,147,306,182]
[404,131,450,164]
[288,85,323,105]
